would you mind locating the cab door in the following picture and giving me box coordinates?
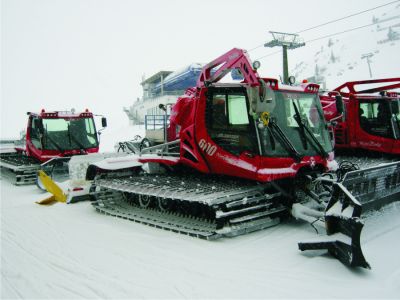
[201,86,260,180]
[25,116,44,160]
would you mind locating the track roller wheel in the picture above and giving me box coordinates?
[138,194,152,208]
[122,192,138,205]
[157,197,173,211]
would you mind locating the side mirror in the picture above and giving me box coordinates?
[392,103,399,115]
[330,121,338,127]
[335,95,344,114]
[159,103,167,112]
[101,117,107,128]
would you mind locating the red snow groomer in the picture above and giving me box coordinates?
[0,109,107,185]
[88,49,400,269]
[321,78,400,155]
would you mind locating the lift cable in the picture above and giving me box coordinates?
[296,0,400,34]
[248,0,400,53]
[255,16,398,61]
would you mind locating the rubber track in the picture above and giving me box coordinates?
[92,190,220,239]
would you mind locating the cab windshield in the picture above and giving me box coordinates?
[205,87,332,159]
[41,117,98,151]
[259,91,333,157]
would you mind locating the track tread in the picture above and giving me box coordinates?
[91,173,287,239]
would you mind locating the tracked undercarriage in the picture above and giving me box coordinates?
[88,158,400,268]
[91,159,400,237]
[91,172,288,239]
[0,152,72,187]
[0,152,40,185]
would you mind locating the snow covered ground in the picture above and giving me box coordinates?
[1,152,400,298]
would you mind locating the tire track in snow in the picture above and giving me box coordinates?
[1,211,133,298]
[1,272,24,298]
[1,199,178,298]
[362,202,400,244]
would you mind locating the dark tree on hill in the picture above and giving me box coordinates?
[315,64,320,76]
[388,27,399,41]
[330,50,336,63]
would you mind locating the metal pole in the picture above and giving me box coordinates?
[361,53,374,78]
[264,32,305,84]
[161,74,164,96]
[282,45,289,84]
[366,57,373,78]
[164,109,167,143]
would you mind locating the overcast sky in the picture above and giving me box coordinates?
[1,0,396,138]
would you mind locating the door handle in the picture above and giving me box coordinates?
[242,151,255,158]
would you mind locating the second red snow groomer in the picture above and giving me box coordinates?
[321,78,400,155]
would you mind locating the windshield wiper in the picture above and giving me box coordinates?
[292,101,329,158]
[45,132,65,153]
[266,127,276,150]
[67,125,87,154]
[268,118,302,162]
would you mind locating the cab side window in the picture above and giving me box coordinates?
[30,117,42,149]
[227,94,249,126]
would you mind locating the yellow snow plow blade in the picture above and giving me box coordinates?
[36,170,67,205]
